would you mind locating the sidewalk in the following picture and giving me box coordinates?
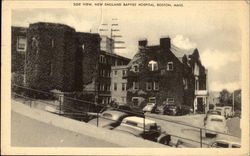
[11,100,168,147]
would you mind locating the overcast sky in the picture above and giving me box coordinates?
[12,2,244,92]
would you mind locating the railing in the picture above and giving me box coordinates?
[11,84,241,148]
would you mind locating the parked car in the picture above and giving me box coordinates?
[142,103,158,113]
[106,104,144,117]
[204,110,221,124]
[204,115,228,137]
[163,105,192,116]
[113,116,171,145]
[215,106,233,119]
[223,106,234,118]
[88,110,131,129]
[163,105,178,116]
[176,105,193,115]
[111,104,133,112]
[45,105,62,114]
[210,135,241,148]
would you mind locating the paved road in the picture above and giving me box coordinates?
[11,111,120,147]
[145,113,241,147]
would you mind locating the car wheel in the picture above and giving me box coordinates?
[205,133,210,138]
[158,135,171,145]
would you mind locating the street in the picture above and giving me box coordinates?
[145,113,241,147]
[11,111,120,147]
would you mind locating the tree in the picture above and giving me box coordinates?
[219,89,232,106]
[233,89,241,111]
[218,89,241,111]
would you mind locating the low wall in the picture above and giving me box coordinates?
[11,100,169,147]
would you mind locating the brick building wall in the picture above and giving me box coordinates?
[97,51,130,104]
[126,38,206,110]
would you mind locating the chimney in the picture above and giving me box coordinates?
[138,39,148,47]
[160,37,171,49]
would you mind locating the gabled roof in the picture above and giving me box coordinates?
[128,44,196,66]
[170,44,195,63]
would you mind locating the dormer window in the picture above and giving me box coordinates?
[167,62,173,71]
[133,65,139,72]
[148,60,158,71]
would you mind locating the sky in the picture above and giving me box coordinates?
[12,2,244,92]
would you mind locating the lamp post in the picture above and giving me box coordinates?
[232,90,235,114]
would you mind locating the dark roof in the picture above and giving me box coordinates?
[101,50,131,61]
[128,44,195,66]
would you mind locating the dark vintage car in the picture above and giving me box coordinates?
[163,105,192,116]
[88,110,131,129]
[113,116,171,145]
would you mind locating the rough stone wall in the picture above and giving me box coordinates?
[26,22,76,91]
[76,32,101,93]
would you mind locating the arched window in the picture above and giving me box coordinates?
[148,60,158,71]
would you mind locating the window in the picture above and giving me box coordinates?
[102,84,105,91]
[148,60,158,71]
[114,83,117,91]
[122,70,127,77]
[167,62,173,71]
[161,69,166,75]
[133,65,139,72]
[48,62,53,76]
[132,97,139,107]
[126,120,138,127]
[195,79,199,90]
[99,69,102,76]
[121,97,126,102]
[99,55,105,63]
[102,70,106,77]
[17,36,27,51]
[183,78,188,89]
[146,82,152,91]
[216,142,229,148]
[107,71,111,77]
[102,113,112,119]
[167,98,174,105]
[149,97,156,103]
[122,83,126,91]
[107,84,111,91]
[154,82,159,90]
[51,39,54,48]
[114,70,118,76]
[133,82,139,90]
